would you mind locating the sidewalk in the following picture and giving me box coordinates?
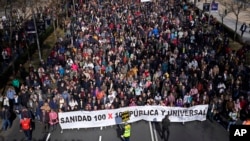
[196,1,250,43]
[0,0,52,19]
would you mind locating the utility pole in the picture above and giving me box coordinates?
[30,0,42,61]
[72,0,75,14]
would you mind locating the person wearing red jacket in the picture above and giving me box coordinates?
[20,117,32,141]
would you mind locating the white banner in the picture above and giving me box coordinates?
[59,105,208,129]
[141,0,152,2]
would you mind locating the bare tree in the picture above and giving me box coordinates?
[50,0,63,38]
[241,0,250,8]
[224,0,246,40]
[218,3,229,32]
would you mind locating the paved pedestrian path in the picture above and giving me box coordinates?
[197,0,250,43]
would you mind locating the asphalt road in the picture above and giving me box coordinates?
[0,118,229,141]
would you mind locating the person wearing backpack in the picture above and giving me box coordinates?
[20,117,32,141]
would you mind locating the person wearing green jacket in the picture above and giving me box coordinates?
[12,78,20,93]
[121,122,131,141]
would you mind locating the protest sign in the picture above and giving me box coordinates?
[59,105,209,129]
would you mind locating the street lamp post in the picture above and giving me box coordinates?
[25,32,31,62]
[32,8,42,61]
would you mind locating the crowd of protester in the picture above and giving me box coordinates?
[1,0,250,133]
[0,13,23,73]
[0,2,52,73]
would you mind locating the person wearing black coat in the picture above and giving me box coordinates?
[162,115,170,141]
[40,109,50,133]
[19,89,30,108]
[0,107,11,130]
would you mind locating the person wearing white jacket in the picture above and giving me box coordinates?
[3,95,9,108]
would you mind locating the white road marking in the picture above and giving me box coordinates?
[46,133,51,141]
[149,122,155,141]
[99,135,102,141]
[153,123,158,141]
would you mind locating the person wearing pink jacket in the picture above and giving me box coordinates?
[49,109,59,132]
